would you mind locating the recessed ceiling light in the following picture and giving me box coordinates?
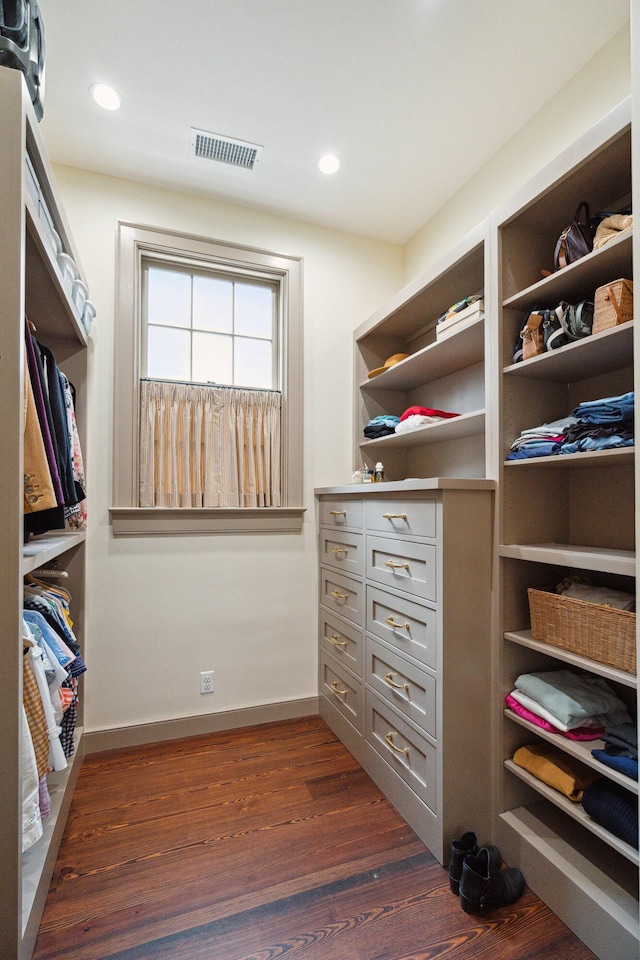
[90,83,122,111]
[318,154,340,175]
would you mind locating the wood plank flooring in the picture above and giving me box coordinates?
[33,715,597,960]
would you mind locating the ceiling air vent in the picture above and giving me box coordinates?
[191,129,263,170]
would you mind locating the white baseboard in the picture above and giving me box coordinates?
[83,697,320,753]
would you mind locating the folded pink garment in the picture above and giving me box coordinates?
[505,693,604,741]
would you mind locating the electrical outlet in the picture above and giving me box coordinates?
[200,670,214,695]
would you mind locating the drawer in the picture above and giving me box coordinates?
[365,499,436,539]
[320,568,363,625]
[366,584,437,670]
[320,498,363,531]
[367,535,436,601]
[319,608,362,676]
[365,690,436,812]
[320,528,364,577]
[320,651,363,732]
[365,636,436,738]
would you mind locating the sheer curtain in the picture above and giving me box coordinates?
[139,379,281,508]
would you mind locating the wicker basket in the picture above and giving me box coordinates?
[592,278,633,334]
[527,588,636,673]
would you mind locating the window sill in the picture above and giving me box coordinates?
[109,506,306,536]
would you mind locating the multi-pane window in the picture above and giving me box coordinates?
[143,262,278,389]
[112,222,303,534]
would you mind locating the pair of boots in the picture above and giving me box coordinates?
[449,831,525,915]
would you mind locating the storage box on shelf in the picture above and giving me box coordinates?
[354,224,491,482]
[495,97,638,960]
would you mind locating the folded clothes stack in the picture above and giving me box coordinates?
[582,778,638,848]
[512,742,599,801]
[395,405,459,434]
[363,415,400,439]
[506,391,634,460]
[592,722,638,781]
[506,669,632,739]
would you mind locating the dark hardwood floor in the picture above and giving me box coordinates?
[33,715,596,960]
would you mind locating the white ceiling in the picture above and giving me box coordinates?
[37,0,629,245]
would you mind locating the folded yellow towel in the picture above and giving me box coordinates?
[513,743,599,802]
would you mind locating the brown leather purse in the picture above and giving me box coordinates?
[553,201,593,270]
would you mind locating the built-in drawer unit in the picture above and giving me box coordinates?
[366,689,436,812]
[366,584,437,669]
[320,651,363,733]
[316,482,493,868]
[365,635,436,738]
[366,535,436,601]
[365,498,437,540]
[320,528,364,577]
[320,567,363,624]
[320,498,364,531]
[319,608,362,676]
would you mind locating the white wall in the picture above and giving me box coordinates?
[404,24,631,281]
[53,20,631,737]
[53,166,403,733]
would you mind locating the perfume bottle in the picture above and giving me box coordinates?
[374,461,384,483]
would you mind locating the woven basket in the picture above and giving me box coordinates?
[592,278,633,334]
[528,588,636,673]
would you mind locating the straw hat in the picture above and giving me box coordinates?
[367,353,409,379]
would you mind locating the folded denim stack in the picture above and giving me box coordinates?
[506,415,576,460]
[506,391,635,460]
[559,390,634,454]
[592,722,638,781]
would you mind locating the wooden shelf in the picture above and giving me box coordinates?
[503,230,633,313]
[503,447,634,469]
[361,317,484,391]
[504,759,639,866]
[502,320,633,382]
[499,543,636,576]
[504,710,638,793]
[360,410,485,451]
[22,532,86,576]
[504,630,637,689]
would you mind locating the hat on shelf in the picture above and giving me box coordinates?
[367,353,410,379]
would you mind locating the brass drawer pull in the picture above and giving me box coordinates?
[384,732,409,756]
[331,680,349,697]
[385,559,409,571]
[332,546,348,555]
[329,634,348,648]
[384,672,409,692]
[331,589,349,601]
[385,616,410,630]
[330,510,347,517]
[382,513,407,521]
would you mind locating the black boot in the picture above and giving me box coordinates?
[448,831,478,894]
[459,847,525,915]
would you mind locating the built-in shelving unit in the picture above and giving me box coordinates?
[0,67,90,960]
[494,97,638,960]
[353,223,493,482]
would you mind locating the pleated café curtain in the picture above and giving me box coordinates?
[139,379,282,508]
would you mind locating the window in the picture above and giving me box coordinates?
[111,223,304,535]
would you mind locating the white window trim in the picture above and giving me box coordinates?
[110,222,305,535]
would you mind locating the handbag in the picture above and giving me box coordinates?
[520,310,545,360]
[543,300,594,351]
[553,202,593,271]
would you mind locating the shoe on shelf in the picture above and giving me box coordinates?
[459,846,525,915]
[449,833,501,895]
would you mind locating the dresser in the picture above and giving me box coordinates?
[316,479,494,865]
